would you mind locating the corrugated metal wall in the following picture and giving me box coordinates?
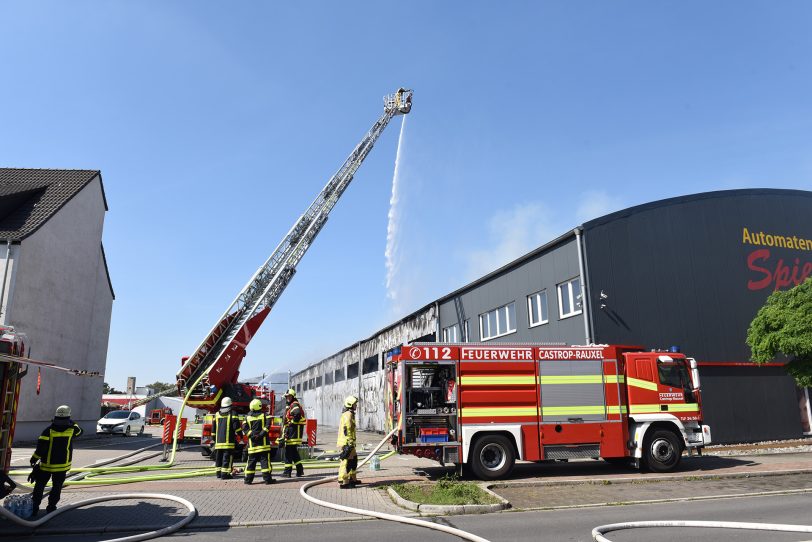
[583,189,812,443]
[291,305,436,432]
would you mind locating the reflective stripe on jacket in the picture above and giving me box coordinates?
[336,410,356,448]
[282,400,306,445]
[243,413,271,454]
[31,421,83,473]
[214,411,242,450]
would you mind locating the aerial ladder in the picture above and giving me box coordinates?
[176,88,413,411]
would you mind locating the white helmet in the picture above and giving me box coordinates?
[221,397,232,408]
[55,405,71,417]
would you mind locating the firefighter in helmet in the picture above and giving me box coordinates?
[213,397,242,479]
[242,398,274,484]
[29,405,83,516]
[279,388,306,477]
[337,395,359,489]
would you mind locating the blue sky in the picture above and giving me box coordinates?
[1,2,811,388]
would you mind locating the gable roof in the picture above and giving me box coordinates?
[0,168,104,241]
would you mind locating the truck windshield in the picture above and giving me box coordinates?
[657,361,692,394]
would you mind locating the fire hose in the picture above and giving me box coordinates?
[592,520,812,541]
[300,427,493,542]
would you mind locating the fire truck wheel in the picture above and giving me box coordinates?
[643,429,682,472]
[470,435,515,480]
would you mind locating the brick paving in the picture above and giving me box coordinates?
[2,426,432,535]
[5,427,812,536]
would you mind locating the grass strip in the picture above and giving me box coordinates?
[391,478,501,506]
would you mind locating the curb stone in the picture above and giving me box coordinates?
[386,485,509,516]
[488,467,812,490]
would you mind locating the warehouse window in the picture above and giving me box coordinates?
[558,277,582,319]
[363,354,379,374]
[303,381,308,391]
[479,302,516,341]
[324,372,333,385]
[347,362,359,379]
[296,384,301,393]
[528,290,549,327]
[442,321,469,343]
[334,367,345,382]
[315,376,322,388]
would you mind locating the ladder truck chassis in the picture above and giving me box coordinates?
[386,343,711,480]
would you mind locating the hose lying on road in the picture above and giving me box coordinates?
[3,442,198,541]
[300,428,493,542]
[592,520,812,542]
[0,492,196,542]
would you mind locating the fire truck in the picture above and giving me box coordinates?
[0,326,28,496]
[173,88,412,418]
[387,343,712,480]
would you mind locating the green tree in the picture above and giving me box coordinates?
[147,381,174,393]
[747,278,812,387]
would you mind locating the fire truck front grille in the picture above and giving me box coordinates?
[544,444,600,460]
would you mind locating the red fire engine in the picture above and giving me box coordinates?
[174,88,413,416]
[0,326,28,496]
[387,343,711,480]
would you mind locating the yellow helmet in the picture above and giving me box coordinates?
[344,395,358,408]
[249,399,262,411]
[284,388,296,398]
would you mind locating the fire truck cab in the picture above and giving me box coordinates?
[387,343,711,480]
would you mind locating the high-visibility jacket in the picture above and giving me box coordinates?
[213,411,242,450]
[242,412,271,454]
[31,420,83,473]
[337,409,356,448]
[282,400,306,445]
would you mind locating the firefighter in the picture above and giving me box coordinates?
[213,397,242,480]
[337,395,359,489]
[29,405,83,516]
[242,398,274,485]
[279,388,306,477]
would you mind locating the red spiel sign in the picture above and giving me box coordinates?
[742,227,812,291]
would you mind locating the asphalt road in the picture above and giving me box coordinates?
[26,492,812,542]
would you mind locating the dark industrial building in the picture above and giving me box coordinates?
[292,188,812,443]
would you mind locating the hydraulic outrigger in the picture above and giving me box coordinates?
[176,88,413,412]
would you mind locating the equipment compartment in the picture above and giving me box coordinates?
[403,362,458,445]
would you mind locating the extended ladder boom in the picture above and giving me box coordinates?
[177,89,413,405]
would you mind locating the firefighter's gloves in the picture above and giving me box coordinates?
[29,457,38,467]
[339,444,352,460]
[27,464,40,484]
[277,438,285,447]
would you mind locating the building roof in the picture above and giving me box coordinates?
[0,168,106,241]
[582,188,812,229]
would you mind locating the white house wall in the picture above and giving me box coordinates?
[294,305,436,433]
[11,176,113,440]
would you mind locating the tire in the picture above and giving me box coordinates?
[643,429,682,472]
[123,426,130,437]
[138,425,145,436]
[469,434,515,480]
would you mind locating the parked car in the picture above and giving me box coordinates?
[96,410,145,436]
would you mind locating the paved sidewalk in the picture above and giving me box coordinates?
[1,427,435,536]
[5,428,812,536]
